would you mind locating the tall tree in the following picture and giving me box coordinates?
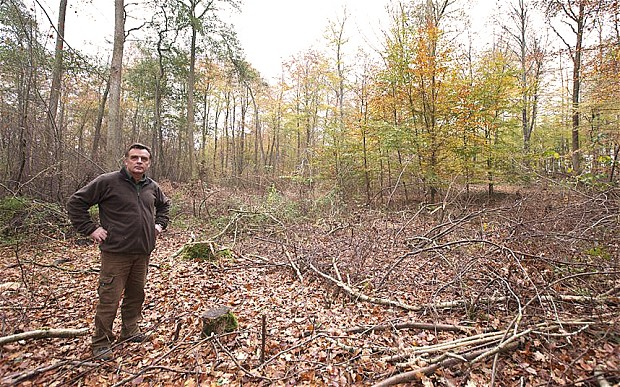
[324,9,350,195]
[504,0,546,154]
[48,0,66,128]
[0,1,45,194]
[285,50,329,191]
[584,1,620,181]
[379,0,456,202]
[543,0,600,173]
[107,0,126,168]
[172,0,240,180]
[47,0,68,200]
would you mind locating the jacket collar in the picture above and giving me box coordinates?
[121,167,148,185]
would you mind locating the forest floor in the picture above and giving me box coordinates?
[0,182,619,386]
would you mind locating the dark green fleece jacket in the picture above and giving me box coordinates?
[67,168,171,255]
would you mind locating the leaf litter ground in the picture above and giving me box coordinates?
[0,184,618,386]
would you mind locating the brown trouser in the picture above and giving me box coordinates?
[92,251,150,349]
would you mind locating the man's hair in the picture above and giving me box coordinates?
[125,143,152,158]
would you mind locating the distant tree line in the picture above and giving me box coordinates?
[0,0,618,206]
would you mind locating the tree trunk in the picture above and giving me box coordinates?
[106,0,125,169]
[571,3,585,173]
[92,79,110,163]
[47,0,67,197]
[48,0,66,129]
[186,25,197,180]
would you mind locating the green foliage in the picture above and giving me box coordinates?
[0,196,26,213]
[181,242,233,262]
[584,246,611,260]
[575,172,613,189]
[260,184,300,221]
[0,197,67,244]
[308,188,346,219]
[165,190,194,230]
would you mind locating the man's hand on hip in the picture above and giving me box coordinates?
[90,227,108,244]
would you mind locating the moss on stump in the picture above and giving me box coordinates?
[201,306,238,337]
[180,242,233,262]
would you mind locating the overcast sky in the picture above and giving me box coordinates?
[40,0,495,80]
[230,0,391,79]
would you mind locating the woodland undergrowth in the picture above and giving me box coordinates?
[0,182,618,386]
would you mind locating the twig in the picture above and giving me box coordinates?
[285,249,303,282]
[212,335,271,381]
[594,367,612,387]
[1,360,100,385]
[470,328,533,365]
[111,337,212,387]
[257,333,327,370]
[332,256,343,282]
[260,314,267,364]
[6,258,99,274]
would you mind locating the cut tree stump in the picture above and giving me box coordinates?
[201,306,238,337]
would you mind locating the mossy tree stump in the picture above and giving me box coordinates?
[201,306,239,337]
[178,241,233,262]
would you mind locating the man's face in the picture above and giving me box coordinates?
[124,148,151,179]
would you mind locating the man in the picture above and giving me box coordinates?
[67,143,170,360]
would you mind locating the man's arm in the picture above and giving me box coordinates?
[154,186,171,231]
[67,177,104,238]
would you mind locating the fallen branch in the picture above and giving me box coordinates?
[1,359,100,385]
[595,366,612,387]
[346,321,473,334]
[372,341,519,387]
[1,361,69,385]
[111,336,212,386]
[0,327,89,345]
[6,259,98,274]
[309,262,618,313]
[309,262,508,312]
[212,335,271,382]
[384,330,506,364]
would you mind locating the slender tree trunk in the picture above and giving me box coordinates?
[153,40,164,178]
[46,0,67,200]
[571,3,585,173]
[362,127,371,204]
[212,103,221,176]
[238,91,247,176]
[186,25,197,180]
[106,0,125,169]
[610,144,619,182]
[245,84,263,174]
[48,0,66,126]
[92,79,109,162]
[14,41,36,194]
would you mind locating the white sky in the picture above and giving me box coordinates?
[231,0,391,79]
[39,0,495,80]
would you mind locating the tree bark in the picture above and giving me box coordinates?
[106,0,125,169]
[48,0,66,129]
[571,4,584,173]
